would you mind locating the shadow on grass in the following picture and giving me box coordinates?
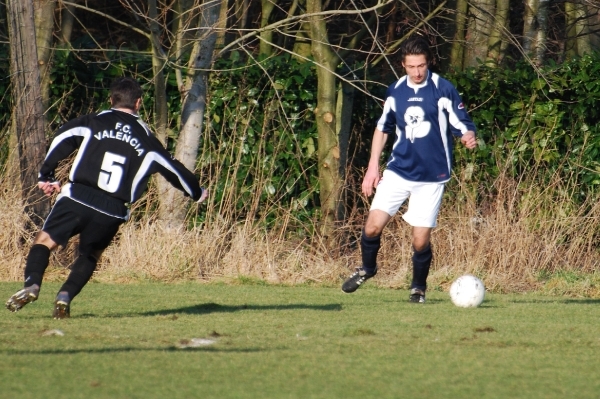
[1,303,344,321]
[506,298,600,304]
[100,302,344,318]
[1,346,264,355]
[380,297,446,304]
[560,299,600,304]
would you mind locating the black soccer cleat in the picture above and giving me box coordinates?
[52,300,71,319]
[6,287,39,312]
[52,292,71,319]
[409,288,426,303]
[342,268,377,293]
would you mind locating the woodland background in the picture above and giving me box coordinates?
[1,0,600,296]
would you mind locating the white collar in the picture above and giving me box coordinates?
[406,70,429,90]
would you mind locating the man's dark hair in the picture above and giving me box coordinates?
[400,36,433,65]
[110,77,143,109]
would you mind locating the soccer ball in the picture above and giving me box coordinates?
[449,274,485,308]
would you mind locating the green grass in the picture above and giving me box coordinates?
[1,282,599,399]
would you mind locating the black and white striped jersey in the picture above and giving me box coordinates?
[39,109,203,219]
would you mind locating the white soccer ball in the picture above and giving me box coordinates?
[449,274,485,308]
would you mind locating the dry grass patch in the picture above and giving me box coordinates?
[0,187,31,281]
[96,217,351,286]
[1,173,598,298]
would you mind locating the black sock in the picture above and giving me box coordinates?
[411,244,432,291]
[59,255,98,300]
[361,229,381,273]
[24,244,51,288]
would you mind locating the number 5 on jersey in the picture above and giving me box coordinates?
[98,152,126,193]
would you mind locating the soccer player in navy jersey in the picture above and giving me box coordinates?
[342,36,477,302]
[6,77,208,318]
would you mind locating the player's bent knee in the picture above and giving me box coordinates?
[363,225,383,237]
[32,231,58,251]
[364,211,390,237]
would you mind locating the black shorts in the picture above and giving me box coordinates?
[42,197,125,255]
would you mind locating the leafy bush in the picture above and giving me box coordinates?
[448,54,600,205]
[48,43,155,130]
[201,54,319,225]
[3,38,600,226]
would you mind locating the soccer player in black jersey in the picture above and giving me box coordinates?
[6,77,208,318]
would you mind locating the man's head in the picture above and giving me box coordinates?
[400,36,433,85]
[110,77,143,111]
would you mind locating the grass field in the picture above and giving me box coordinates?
[1,282,599,399]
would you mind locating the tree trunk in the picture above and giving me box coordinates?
[174,0,199,89]
[464,0,495,67]
[535,0,550,64]
[292,22,312,61]
[160,0,221,227]
[524,0,551,65]
[147,0,168,145]
[149,0,177,224]
[34,0,57,109]
[7,0,51,228]
[233,0,249,33]
[450,0,468,70]
[259,0,276,57]
[573,2,592,56]
[565,2,578,58]
[57,1,76,46]
[215,0,229,54]
[485,0,509,66]
[523,0,538,56]
[306,0,343,240]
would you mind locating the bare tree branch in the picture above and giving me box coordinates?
[62,0,150,39]
[217,0,394,56]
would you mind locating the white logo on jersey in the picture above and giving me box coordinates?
[404,106,431,143]
[93,123,145,156]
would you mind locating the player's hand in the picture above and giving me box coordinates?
[461,131,477,149]
[197,187,208,204]
[361,167,381,197]
[38,181,60,197]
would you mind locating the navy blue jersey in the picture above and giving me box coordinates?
[39,109,203,219]
[377,72,476,183]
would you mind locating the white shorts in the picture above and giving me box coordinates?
[370,170,445,227]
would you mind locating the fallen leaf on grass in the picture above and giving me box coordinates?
[177,338,217,348]
[296,333,308,340]
[41,329,65,336]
